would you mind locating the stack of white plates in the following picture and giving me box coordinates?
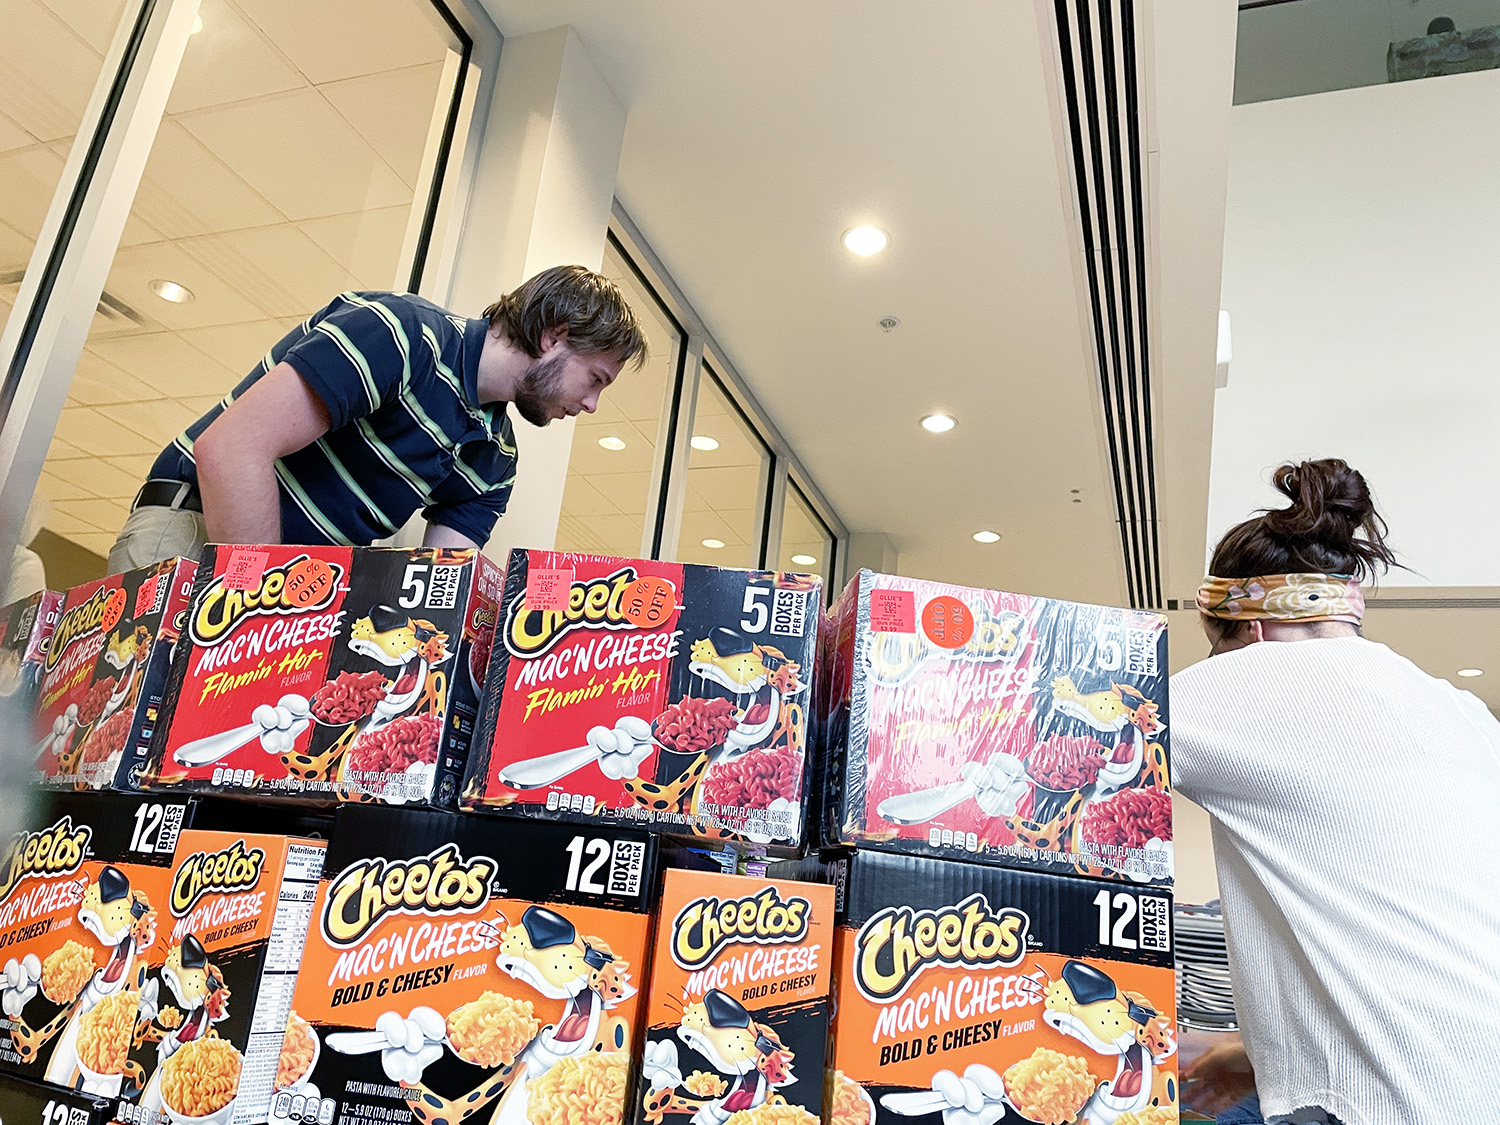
[1175,901,1238,1031]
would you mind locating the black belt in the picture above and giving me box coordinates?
[132,479,203,513]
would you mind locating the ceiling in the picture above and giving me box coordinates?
[482,0,1237,608]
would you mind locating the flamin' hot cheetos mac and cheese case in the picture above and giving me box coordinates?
[0,792,192,1101]
[782,850,1179,1125]
[121,827,326,1125]
[143,545,501,807]
[35,559,198,792]
[463,551,822,852]
[819,571,1172,885]
[633,868,835,1125]
[277,806,659,1125]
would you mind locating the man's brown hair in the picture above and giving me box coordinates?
[484,264,646,366]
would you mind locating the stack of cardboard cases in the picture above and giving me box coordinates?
[0,792,328,1125]
[789,570,1179,1125]
[459,550,840,1125]
[8,550,1177,1125]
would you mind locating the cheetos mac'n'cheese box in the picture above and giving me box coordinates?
[116,827,326,1125]
[818,571,1172,885]
[276,806,658,1125]
[0,589,63,719]
[462,551,822,853]
[143,545,501,807]
[0,1069,115,1125]
[633,868,834,1125]
[786,850,1179,1125]
[35,559,198,792]
[0,792,192,1103]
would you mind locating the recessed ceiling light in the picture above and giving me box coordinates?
[701,538,725,549]
[920,414,956,434]
[791,554,817,566]
[690,435,719,451]
[148,278,194,304]
[1457,668,1484,677]
[597,436,626,451]
[843,226,889,256]
[190,13,203,33]
[972,530,1001,544]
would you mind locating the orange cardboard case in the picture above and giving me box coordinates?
[0,792,193,1102]
[797,851,1179,1125]
[634,868,835,1125]
[277,807,659,1125]
[121,828,327,1125]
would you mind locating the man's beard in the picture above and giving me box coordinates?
[513,349,570,427]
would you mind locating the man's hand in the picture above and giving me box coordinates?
[421,522,480,550]
[1183,1036,1255,1115]
[193,362,332,544]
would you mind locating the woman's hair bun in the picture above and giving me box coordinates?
[1209,457,1396,582]
[1268,458,1376,532]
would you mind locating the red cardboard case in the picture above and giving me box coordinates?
[34,559,198,791]
[143,545,501,807]
[463,551,822,852]
[818,571,1172,885]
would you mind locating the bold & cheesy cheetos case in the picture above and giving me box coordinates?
[633,868,835,1125]
[0,1069,115,1125]
[35,560,198,791]
[277,806,658,1125]
[778,850,1179,1125]
[463,550,821,853]
[0,792,192,1102]
[143,545,501,807]
[119,828,326,1125]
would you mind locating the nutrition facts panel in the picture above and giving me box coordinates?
[240,845,325,1124]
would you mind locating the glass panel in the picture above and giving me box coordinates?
[555,238,681,557]
[1236,0,1500,104]
[0,0,135,326]
[677,368,770,568]
[31,0,464,571]
[778,481,834,589]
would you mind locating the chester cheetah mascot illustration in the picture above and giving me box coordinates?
[639,989,797,1125]
[137,934,232,1118]
[334,905,634,1125]
[0,865,156,1090]
[1030,959,1177,1124]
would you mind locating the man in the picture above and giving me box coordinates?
[107,265,644,573]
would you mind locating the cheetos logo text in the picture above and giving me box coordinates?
[504,567,661,658]
[853,893,1029,1002]
[170,839,266,917]
[43,587,113,673]
[0,817,91,903]
[190,555,344,646]
[671,887,811,969]
[321,844,495,947]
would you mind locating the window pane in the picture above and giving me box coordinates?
[677,369,770,568]
[0,0,134,326]
[779,481,834,588]
[556,238,681,556]
[32,0,464,567]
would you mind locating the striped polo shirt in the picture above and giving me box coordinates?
[150,291,517,547]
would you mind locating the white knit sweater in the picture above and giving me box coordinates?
[1171,637,1500,1125]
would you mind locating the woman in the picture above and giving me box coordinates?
[1172,458,1500,1125]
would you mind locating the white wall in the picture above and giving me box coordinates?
[1212,68,1500,588]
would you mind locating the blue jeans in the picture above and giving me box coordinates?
[1218,1095,1342,1125]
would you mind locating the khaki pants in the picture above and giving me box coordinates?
[106,504,208,575]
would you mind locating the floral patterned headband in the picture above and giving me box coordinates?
[1196,573,1365,625]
